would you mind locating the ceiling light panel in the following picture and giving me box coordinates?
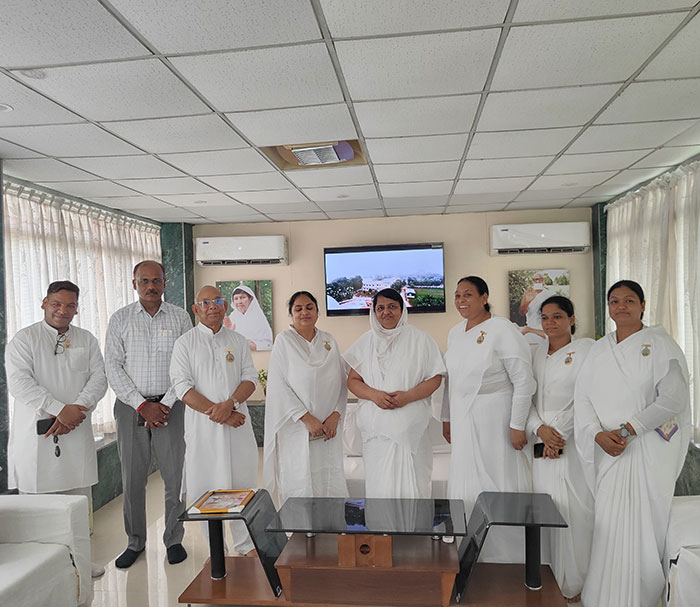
[320,0,508,36]
[0,0,148,68]
[455,177,533,194]
[302,184,378,202]
[468,128,580,159]
[380,181,453,198]
[639,15,700,80]
[115,176,216,196]
[232,189,308,205]
[460,156,554,179]
[227,104,356,146]
[160,148,272,176]
[366,133,468,163]
[514,0,693,22]
[13,59,209,122]
[200,172,291,192]
[284,165,373,188]
[110,0,320,54]
[335,30,500,100]
[64,155,185,180]
[632,145,700,169]
[3,158,97,182]
[479,84,619,131]
[545,150,651,174]
[103,115,248,153]
[170,44,343,112]
[0,74,82,126]
[0,123,140,157]
[568,120,697,153]
[492,15,684,90]
[596,79,700,124]
[38,180,138,198]
[354,96,479,138]
[374,161,460,183]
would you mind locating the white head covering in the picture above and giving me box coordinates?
[228,283,273,349]
[369,292,408,374]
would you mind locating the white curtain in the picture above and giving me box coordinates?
[606,160,700,442]
[2,181,162,434]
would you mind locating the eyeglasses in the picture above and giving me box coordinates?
[136,278,163,286]
[196,298,225,308]
[54,333,67,356]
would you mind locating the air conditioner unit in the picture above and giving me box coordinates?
[490,222,590,255]
[195,236,288,266]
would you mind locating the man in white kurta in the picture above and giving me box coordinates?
[6,280,107,591]
[170,285,258,555]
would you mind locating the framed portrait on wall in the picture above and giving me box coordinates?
[216,280,273,351]
[508,269,570,343]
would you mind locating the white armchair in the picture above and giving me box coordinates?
[0,494,91,607]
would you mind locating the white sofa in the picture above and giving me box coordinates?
[0,494,91,607]
[666,495,700,607]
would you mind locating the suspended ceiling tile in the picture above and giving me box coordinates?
[354,96,479,138]
[0,74,83,126]
[266,212,327,221]
[527,171,618,190]
[385,207,445,216]
[366,133,468,163]
[516,187,592,201]
[325,209,385,219]
[0,138,43,159]
[514,0,693,21]
[0,0,148,68]
[13,59,209,122]
[284,165,373,188]
[136,207,200,221]
[451,192,520,204]
[110,0,320,53]
[200,172,292,192]
[181,203,258,216]
[320,0,509,37]
[468,128,580,159]
[492,14,684,90]
[508,199,570,209]
[568,120,697,153]
[565,197,610,207]
[380,181,453,198]
[459,156,554,179]
[0,123,141,156]
[455,176,533,194]
[665,120,700,146]
[374,161,460,183]
[251,202,318,213]
[383,196,449,208]
[37,180,138,198]
[154,192,238,207]
[103,114,247,153]
[302,184,378,202]
[227,104,356,146]
[115,176,216,195]
[607,167,670,185]
[478,84,619,130]
[232,189,308,204]
[87,195,172,210]
[170,44,343,112]
[160,148,272,176]
[64,155,185,180]
[316,199,382,211]
[632,145,700,168]
[3,158,97,182]
[335,30,500,100]
[446,203,509,213]
[639,15,700,80]
[596,79,700,123]
[545,149,650,174]
[213,214,272,223]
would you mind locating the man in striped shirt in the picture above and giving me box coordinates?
[105,260,192,569]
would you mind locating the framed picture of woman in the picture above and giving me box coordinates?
[216,280,273,351]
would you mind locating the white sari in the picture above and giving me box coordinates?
[344,306,446,498]
[227,285,273,350]
[574,325,690,607]
[443,315,536,562]
[263,327,348,504]
[527,337,594,599]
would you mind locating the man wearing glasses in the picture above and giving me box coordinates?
[105,260,192,568]
[6,280,107,578]
[170,285,258,556]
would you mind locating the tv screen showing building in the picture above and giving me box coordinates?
[324,243,445,316]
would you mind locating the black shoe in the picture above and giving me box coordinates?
[115,548,144,569]
[167,543,188,564]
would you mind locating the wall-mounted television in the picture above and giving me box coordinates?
[324,243,446,316]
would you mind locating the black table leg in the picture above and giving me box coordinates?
[208,519,226,580]
[524,526,541,589]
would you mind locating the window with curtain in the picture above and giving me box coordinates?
[2,180,162,434]
[606,159,700,442]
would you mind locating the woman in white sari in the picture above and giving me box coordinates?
[526,296,594,603]
[345,288,445,499]
[575,280,690,607]
[263,291,348,503]
[442,276,535,562]
[223,284,273,351]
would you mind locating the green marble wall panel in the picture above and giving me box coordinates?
[676,445,700,496]
[161,222,194,323]
[591,202,607,339]
[0,161,8,492]
[248,403,265,447]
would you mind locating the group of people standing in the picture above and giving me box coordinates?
[7,261,689,607]
[264,277,690,607]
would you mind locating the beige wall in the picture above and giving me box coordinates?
[193,207,593,382]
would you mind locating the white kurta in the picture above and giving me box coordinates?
[344,316,446,499]
[443,315,536,562]
[6,321,107,493]
[526,337,594,599]
[227,285,273,350]
[263,327,348,504]
[574,326,690,607]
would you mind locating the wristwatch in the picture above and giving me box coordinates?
[619,423,631,438]
[230,398,240,411]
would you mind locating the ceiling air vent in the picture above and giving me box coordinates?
[292,144,340,166]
